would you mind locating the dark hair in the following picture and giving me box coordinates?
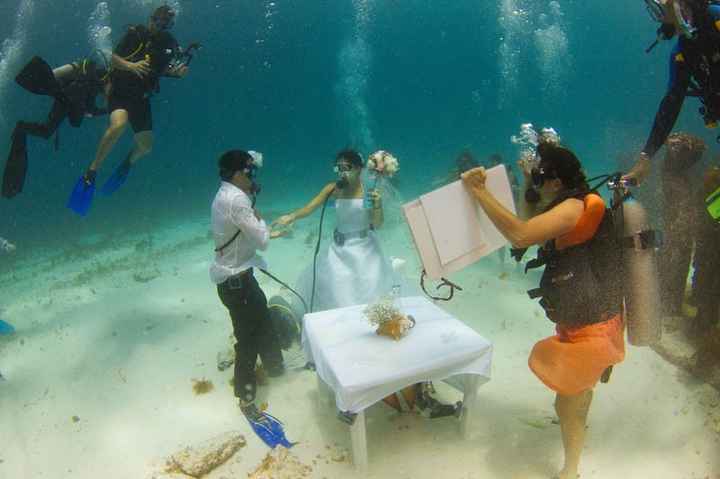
[218,150,253,180]
[536,143,588,191]
[335,148,363,168]
[152,5,175,21]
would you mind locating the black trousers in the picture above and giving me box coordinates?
[217,272,283,403]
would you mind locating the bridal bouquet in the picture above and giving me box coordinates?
[367,150,399,188]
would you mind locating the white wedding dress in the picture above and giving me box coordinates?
[293,198,398,316]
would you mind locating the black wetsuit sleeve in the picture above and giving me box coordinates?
[642,59,690,158]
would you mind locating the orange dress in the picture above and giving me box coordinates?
[528,194,626,396]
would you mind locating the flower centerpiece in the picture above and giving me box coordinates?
[364,297,415,341]
[367,150,400,189]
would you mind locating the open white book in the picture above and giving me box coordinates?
[402,165,517,280]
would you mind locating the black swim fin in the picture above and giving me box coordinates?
[15,56,62,98]
[2,129,28,199]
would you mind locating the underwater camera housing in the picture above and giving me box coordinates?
[606,176,638,190]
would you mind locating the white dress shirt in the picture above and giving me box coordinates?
[210,182,269,284]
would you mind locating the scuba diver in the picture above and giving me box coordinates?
[627,0,720,183]
[68,4,193,216]
[1,56,108,199]
[463,143,627,479]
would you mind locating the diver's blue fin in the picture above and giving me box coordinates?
[100,160,131,196]
[263,412,295,448]
[67,174,96,216]
[0,319,15,335]
[243,406,295,449]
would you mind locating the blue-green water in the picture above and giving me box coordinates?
[0,0,715,247]
[1,3,719,478]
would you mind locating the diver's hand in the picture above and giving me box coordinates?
[128,59,151,78]
[273,214,296,228]
[462,167,488,194]
[623,152,651,185]
[270,229,289,239]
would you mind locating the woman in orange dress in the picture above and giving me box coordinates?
[462,142,625,479]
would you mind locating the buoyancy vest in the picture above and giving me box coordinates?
[526,194,624,327]
[63,59,105,127]
[111,25,178,97]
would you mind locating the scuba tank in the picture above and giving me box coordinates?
[614,190,663,346]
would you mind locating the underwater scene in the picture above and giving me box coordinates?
[1,0,720,478]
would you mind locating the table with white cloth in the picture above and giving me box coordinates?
[302,296,493,470]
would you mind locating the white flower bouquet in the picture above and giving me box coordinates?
[367,150,399,189]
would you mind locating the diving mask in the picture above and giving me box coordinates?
[333,164,353,173]
[530,166,557,188]
[151,10,175,31]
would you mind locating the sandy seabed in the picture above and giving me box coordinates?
[0,208,718,479]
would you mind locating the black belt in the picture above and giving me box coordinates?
[220,268,254,290]
[333,228,369,246]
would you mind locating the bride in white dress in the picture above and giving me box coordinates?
[271,149,397,316]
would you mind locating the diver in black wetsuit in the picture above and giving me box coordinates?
[1,57,107,198]
[627,0,720,183]
[67,4,191,215]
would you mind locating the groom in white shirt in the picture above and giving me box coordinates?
[210,150,283,419]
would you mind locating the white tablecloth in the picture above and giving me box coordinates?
[302,296,493,413]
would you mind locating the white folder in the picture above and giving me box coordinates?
[402,165,517,280]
